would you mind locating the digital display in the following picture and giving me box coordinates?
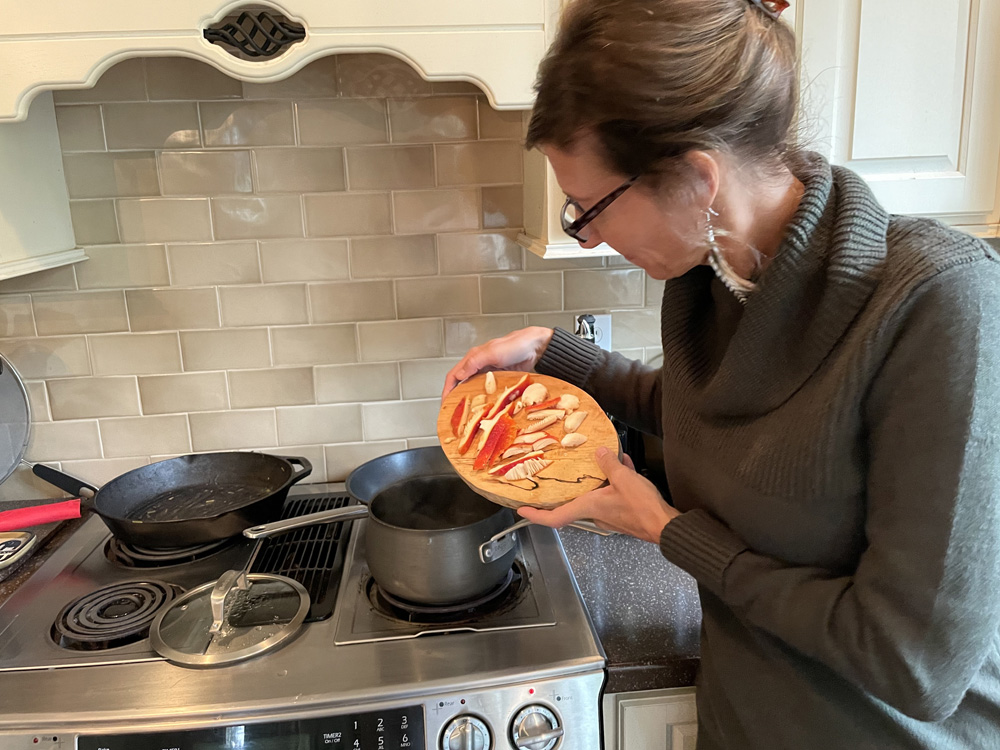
[77,706,424,750]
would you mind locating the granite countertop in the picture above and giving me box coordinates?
[0,504,701,695]
[558,526,702,693]
[0,499,87,602]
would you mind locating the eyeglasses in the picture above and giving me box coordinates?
[560,175,639,243]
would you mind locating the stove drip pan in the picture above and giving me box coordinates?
[106,537,234,568]
[367,560,527,624]
[51,580,184,651]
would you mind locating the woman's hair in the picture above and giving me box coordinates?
[525,0,800,183]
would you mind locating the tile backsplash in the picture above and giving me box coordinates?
[0,54,664,501]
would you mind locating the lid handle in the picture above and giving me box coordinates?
[209,569,249,634]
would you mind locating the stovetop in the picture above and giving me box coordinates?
[0,482,605,736]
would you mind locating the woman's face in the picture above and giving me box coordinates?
[543,138,707,280]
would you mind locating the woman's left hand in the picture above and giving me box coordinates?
[517,447,679,544]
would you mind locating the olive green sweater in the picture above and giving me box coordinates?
[537,154,1000,749]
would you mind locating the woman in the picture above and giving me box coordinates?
[443,0,1000,747]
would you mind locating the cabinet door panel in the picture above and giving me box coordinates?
[852,0,967,164]
[796,0,1000,223]
[610,689,698,750]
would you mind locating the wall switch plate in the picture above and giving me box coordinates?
[575,314,613,352]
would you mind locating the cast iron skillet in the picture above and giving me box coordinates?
[24,453,312,548]
[0,353,306,546]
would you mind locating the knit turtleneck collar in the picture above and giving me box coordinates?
[660,152,889,417]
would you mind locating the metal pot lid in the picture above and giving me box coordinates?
[149,570,309,668]
[0,354,31,485]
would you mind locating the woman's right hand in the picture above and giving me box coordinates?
[442,326,555,398]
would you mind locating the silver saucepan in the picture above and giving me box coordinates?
[244,447,611,606]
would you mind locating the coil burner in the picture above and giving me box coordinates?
[106,538,234,568]
[51,580,183,650]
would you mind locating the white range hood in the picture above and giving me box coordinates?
[0,0,552,122]
[0,0,597,280]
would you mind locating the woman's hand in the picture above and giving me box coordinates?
[442,326,555,398]
[517,447,679,544]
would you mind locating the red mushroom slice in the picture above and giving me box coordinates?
[457,404,487,455]
[449,396,468,438]
[484,373,532,420]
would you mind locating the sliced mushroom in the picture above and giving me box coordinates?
[557,393,580,413]
[514,431,549,444]
[485,371,497,394]
[504,457,552,481]
[527,414,561,432]
[512,400,525,415]
[520,382,549,406]
[501,444,533,459]
[527,409,565,421]
[471,393,488,408]
[531,437,559,451]
[564,410,588,433]
[561,432,589,448]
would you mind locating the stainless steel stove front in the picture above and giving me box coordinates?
[0,483,606,750]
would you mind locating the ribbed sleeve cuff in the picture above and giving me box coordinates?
[535,327,603,388]
[659,509,748,598]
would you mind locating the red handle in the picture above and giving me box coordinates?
[0,500,82,532]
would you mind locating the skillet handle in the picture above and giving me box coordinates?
[30,463,99,500]
[276,455,313,484]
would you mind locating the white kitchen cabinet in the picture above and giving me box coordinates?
[0,93,83,281]
[519,0,1000,258]
[0,0,558,122]
[793,0,1000,235]
[602,687,698,750]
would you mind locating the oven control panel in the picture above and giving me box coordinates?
[76,707,424,750]
[32,670,603,750]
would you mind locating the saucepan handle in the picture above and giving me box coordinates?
[243,504,370,539]
[479,518,617,564]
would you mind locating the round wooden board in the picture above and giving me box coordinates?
[436,372,621,509]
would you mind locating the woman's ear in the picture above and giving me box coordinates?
[684,150,720,210]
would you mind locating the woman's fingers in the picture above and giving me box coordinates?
[518,445,678,543]
[442,327,555,398]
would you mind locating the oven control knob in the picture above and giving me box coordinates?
[511,705,564,750]
[442,715,491,750]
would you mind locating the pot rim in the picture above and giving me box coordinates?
[368,495,514,534]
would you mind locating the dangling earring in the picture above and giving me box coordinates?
[704,207,756,305]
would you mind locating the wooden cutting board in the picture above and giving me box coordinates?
[436,372,621,509]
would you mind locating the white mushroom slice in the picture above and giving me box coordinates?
[501,445,533,459]
[484,371,497,394]
[561,432,589,448]
[512,400,525,415]
[564,410,588,433]
[444,437,456,444]
[557,394,580,413]
[531,437,559,451]
[520,382,549,406]
[504,457,552,481]
[514,431,548,444]
[528,414,561,432]
[527,409,565,421]
[471,393,487,408]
